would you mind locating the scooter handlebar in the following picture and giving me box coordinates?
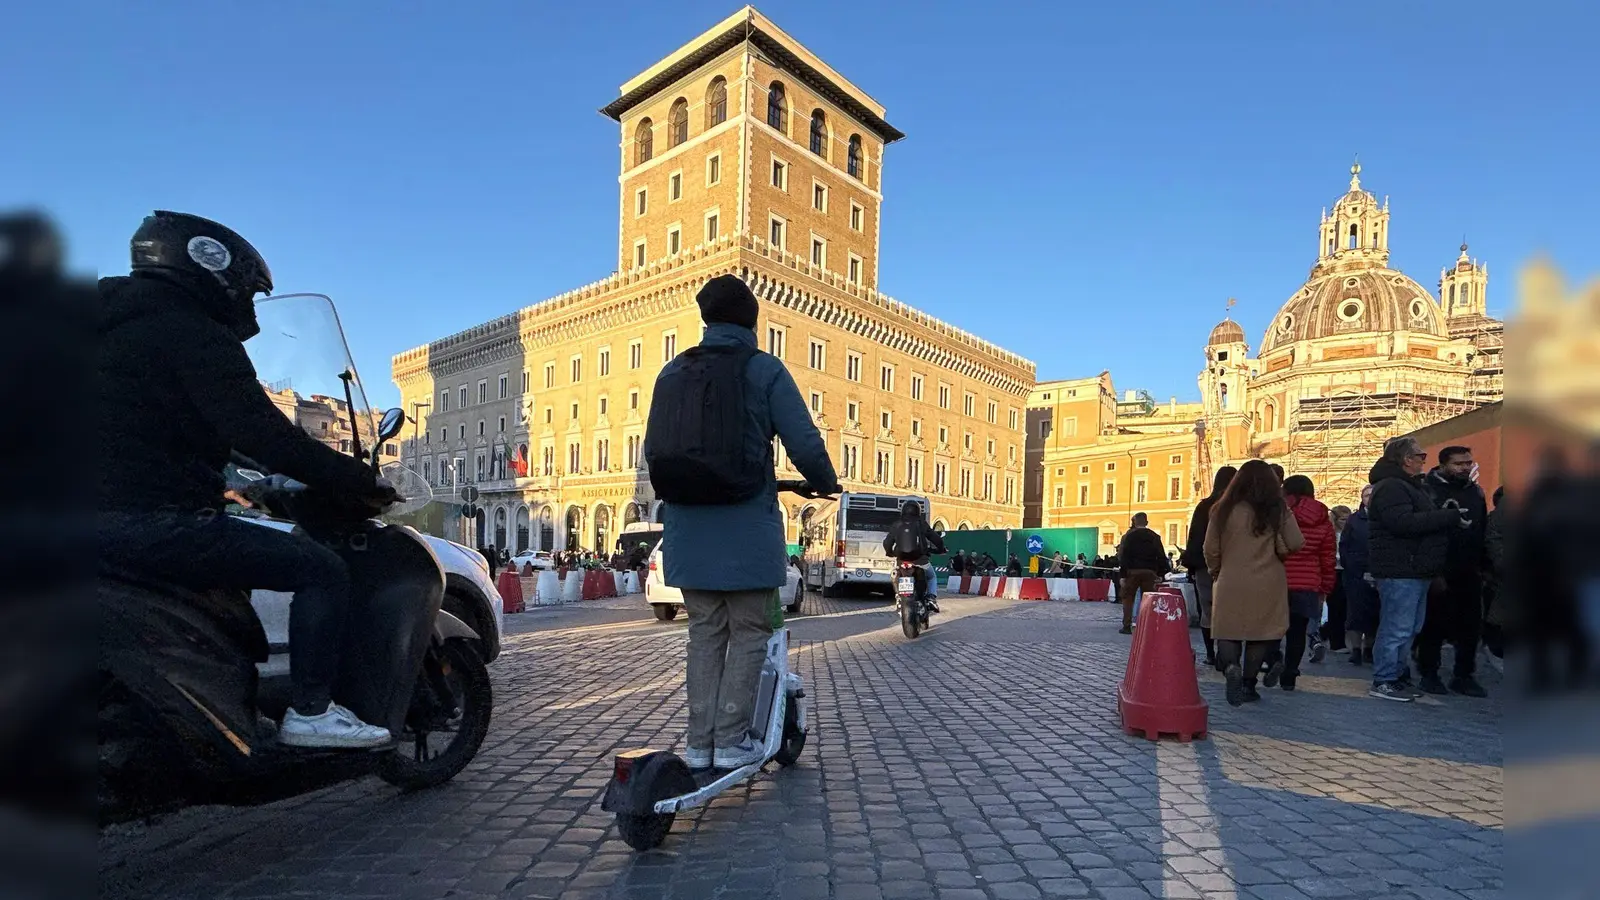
[775,479,836,499]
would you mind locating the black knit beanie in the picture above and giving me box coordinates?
[696,274,759,330]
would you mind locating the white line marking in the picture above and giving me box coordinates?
[1158,740,1237,898]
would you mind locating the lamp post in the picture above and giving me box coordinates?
[410,401,431,467]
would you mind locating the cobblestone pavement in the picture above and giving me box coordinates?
[99,593,1502,900]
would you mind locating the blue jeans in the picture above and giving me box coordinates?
[1372,578,1431,685]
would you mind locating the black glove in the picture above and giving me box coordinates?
[363,475,400,509]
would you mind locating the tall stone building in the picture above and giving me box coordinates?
[1027,164,1505,545]
[392,7,1033,552]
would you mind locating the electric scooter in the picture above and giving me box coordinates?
[601,479,825,851]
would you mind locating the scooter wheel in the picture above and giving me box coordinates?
[772,698,806,767]
[616,811,674,851]
[899,598,921,639]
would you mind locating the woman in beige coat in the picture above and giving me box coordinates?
[1204,459,1305,706]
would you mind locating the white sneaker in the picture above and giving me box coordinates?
[279,703,392,749]
[682,745,713,770]
[713,738,766,769]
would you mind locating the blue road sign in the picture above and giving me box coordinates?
[1025,534,1044,555]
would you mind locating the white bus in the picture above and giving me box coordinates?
[800,492,931,596]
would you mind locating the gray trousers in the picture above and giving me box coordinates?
[682,588,775,748]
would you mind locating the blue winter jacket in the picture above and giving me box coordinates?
[650,323,838,591]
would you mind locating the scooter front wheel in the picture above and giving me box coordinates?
[377,638,492,790]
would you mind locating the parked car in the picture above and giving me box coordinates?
[508,549,557,571]
[645,540,805,622]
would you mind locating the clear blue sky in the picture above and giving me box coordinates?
[8,1,1594,408]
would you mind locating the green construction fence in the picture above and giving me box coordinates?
[931,527,1100,573]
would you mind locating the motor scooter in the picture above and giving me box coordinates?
[97,293,493,825]
[601,479,825,851]
[894,559,932,639]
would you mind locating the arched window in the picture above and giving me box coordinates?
[1220,383,1230,410]
[847,134,862,178]
[1327,237,1335,255]
[766,82,786,132]
[1347,223,1359,249]
[668,98,688,147]
[1449,284,1456,305]
[809,109,827,157]
[705,77,727,127]
[634,118,653,165]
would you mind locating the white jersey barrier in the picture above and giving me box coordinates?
[534,570,562,605]
[561,571,583,603]
[621,570,641,594]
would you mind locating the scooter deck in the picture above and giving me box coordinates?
[655,760,768,814]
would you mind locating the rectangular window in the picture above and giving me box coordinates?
[809,391,822,414]
[1079,484,1089,506]
[771,158,788,190]
[1063,417,1079,437]
[1055,487,1065,507]
[477,420,485,436]
[1105,483,1116,505]
[458,387,467,409]
[570,356,582,384]
[477,381,488,404]
[570,401,579,420]
[663,332,677,360]
[705,211,720,242]
[1106,461,1117,471]
[1040,419,1052,439]
[1135,479,1148,504]
[1008,408,1018,430]
[1168,523,1180,546]
[568,443,580,473]
[635,188,647,217]
[907,456,921,489]
[596,439,610,471]
[812,181,828,212]
[629,389,640,410]
[841,443,859,480]
[458,423,466,440]
[667,225,681,256]
[846,401,859,424]
[475,454,485,481]
[810,235,826,268]
[847,254,861,284]
[880,409,892,432]
[633,240,646,269]
[959,468,972,497]
[934,462,948,494]
[544,407,552,424]
[986,400,997,424]
[521,371,530,394]
[849,202,864,232]
[846,352,862,382]
[599,348,611,377]
[910,374,924,401]
[938,425,948,446]
[986,438,995,456]
[438,390,449,412]
[1080,464,1090,474]
[938,384,950,409]
[497,415,506,433]
[668,171,682,201]
[542,447,553,476]
[875,449,891,484]
[809,339,826,370]
[983,472,994,501]
[626,434,641,467]
[498,374,508,399]
[598,396,608,417]
[769,215,786,250]
[880,365,894,393]
[910,418,921,438]
[963,393,976,418]
[1170,475,1183,501]
[1137,458,1149,468]
[706,153,721,185]
[629,340,642,370]
[766,325,786,359]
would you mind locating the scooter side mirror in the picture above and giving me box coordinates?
[377,407,406,442]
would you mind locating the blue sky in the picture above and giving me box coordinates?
[7,1,1593,407]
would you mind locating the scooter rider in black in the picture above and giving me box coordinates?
[97,211,397,749]
[883,501,946,613]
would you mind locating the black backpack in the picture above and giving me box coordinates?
[890,520,925,558]
[645,343,765,505]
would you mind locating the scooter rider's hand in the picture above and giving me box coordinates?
[362,475,401,510]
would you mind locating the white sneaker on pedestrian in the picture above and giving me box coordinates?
[713,738,766,769]
[279,703,392,749]
[682,745,713,770]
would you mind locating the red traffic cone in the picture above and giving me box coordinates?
[1117,587,1207,741]
[496,568,524,614]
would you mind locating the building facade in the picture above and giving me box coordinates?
[1028,164,1505,547]
[392,7,1034,552]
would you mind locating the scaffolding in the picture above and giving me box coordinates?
[1284,380,1479,508]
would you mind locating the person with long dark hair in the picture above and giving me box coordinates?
[1181,466,1237,668]
[1204,459,1304,706]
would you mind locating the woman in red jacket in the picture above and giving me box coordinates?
[1278,475,1337,690]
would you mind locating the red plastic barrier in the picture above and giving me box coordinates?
[1077,578,1112,602]
[1117,588,1207,742]
[1018,577,1050,600]
[977,575,991,595]
[521,561,534,576]
[958,574,972,594]
[991,576,1007,597]
[496,569,524,614]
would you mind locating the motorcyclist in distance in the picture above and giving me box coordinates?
[883,501,947,613]
[97,210,397,749]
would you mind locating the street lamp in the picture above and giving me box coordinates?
[410,401,431,465]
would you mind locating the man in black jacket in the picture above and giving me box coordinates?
[1366,436,1468,702]
[1417,446,1490,697]
[1116,512,1169,634]
[882,501,946,612]
[98,211,396,748]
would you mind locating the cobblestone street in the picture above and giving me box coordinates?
[99,592,1503,900]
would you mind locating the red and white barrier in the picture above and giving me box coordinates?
[1018,578,1050,600]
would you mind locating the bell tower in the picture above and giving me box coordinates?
[1440,241,1489,321]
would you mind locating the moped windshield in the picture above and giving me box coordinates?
[246,293,376,455]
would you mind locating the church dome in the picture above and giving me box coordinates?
[1261,267,1446,354]
[1207,318,1246,346]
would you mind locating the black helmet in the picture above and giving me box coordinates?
[130,211,273,339]
[0,210,63,283]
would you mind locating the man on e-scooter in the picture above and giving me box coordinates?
[883,501,946,613]
[643,275,839,771]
